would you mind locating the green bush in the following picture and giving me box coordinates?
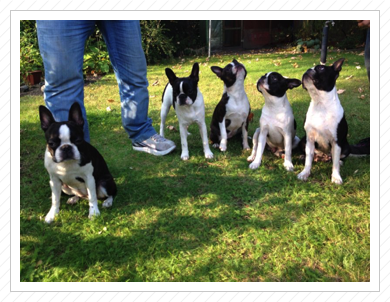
[140,20,175,64]
[20,21,43,85]
[83,27,111,75]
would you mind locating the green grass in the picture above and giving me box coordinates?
[20,49,370,282]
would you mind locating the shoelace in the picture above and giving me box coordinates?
[150,134,167,142]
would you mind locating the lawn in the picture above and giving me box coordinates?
[20,49,370,282]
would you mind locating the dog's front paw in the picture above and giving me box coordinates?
[331,172,343,185]
[181,154,189,161]
[219,144,227,152]
[283,161,294,172]
[205,151,214,159]
[243,144,251,151]
[102,196,114,208]
[297,170,310,181]
[44,207,59,224]
[249,161,261,170]
[88,206,100,219]
[247,154,256,162]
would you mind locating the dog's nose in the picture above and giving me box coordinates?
[60,144,73,156]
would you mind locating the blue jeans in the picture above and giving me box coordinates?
[36,20,156,143]
[365,29,370,81]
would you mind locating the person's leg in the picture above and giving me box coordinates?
[37,20,96,142]
[350,28,370,156]
[365,29,370,81]
[97,21,175,155]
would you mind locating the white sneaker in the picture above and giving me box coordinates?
[132,134,176,156]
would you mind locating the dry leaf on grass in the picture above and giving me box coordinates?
[166,125,177,132]
[345,75,354,80]
[337,89,346,94]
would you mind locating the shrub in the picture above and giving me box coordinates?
[83,27,111,75]
[20,21,43,85]
[140,20,175,64]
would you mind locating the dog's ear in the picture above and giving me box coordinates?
[287,78,302,90]
[68,102,84,128]
[165,68,177,85]
[332,58,345,72]
[211,66,223,78]
[39,106,56,132]
[190,63,199,82]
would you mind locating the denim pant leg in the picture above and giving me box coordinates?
[365,29,370,81]
[97,21,156,143]
[36,20,96,142]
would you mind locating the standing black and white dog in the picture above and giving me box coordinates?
[297,58,350,184]
[248,72,301,171]
[39,102,117,223]
[160,63,213,160]
[210,59,251,152]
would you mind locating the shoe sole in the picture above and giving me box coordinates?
[132,145,176,156]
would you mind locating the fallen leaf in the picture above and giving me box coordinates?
[345,75,354,80]
[358,94,365,99]
[248,112,254,122]
[356,66,361,69]
[358,87,364,93]
[337,89,346,94]
[152,80,159,86]
[106,106,111,112]
[167,125,177,132]
[107,99,114,103]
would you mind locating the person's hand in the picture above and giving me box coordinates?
[357,20,370,28]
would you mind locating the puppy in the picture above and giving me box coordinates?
[39,102,117,223]
[210,59,251,152]
[297,58,350,184]
[248,72,301,171]
[160,63,213,160]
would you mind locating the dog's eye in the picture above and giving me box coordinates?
[74,138,83,144]
[47,139,59,149]
[317,65,325,72]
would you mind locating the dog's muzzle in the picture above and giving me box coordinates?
[302,69,315,90]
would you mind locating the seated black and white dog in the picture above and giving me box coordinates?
[248,72,301,171]
[160,63,213,160]
[297,58,350,184]
[209,59,251,152]
[39,102,117,223]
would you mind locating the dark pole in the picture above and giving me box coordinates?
[320,20,334,65]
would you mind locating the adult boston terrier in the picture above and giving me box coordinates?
[209,59,251,152]
[297,58,350,184]
[160,63,213,160]
[39,102,117,223]
[248,72,301,171]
